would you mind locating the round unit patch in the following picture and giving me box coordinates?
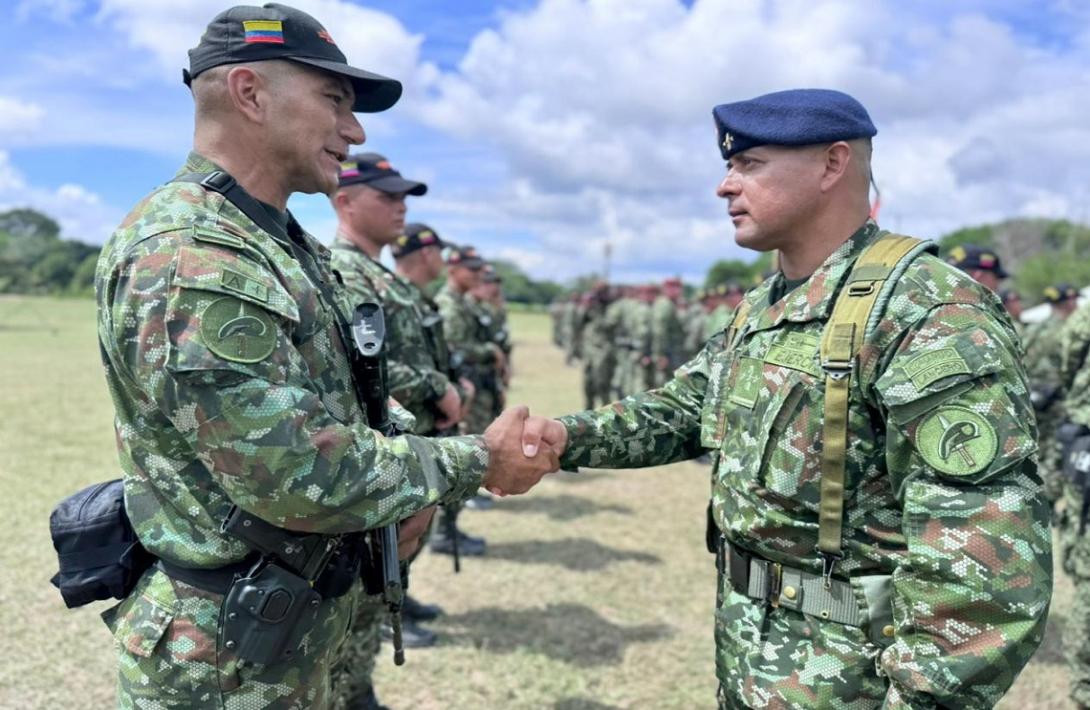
[200,297,277,363]
[915,406,998,476]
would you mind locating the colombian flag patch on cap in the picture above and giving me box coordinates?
[243,20,285,44]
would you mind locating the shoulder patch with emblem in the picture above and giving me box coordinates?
[200,297,278,363]
[915,406,997,476]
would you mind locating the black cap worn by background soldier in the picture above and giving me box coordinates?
[392,223,445,259]
[184,2,402,113]
[338,153,427,195]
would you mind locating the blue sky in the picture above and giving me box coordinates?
[2,0,1090,283]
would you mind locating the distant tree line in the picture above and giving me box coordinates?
[0,209,99,296]
[0,207,569,304]
[5,206,1086,304]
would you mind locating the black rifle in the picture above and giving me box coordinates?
[349,302,406,665]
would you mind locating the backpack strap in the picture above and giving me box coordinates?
[816,233,924,584]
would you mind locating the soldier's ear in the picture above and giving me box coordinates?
[819,141,853,192]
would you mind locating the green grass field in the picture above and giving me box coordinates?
[0,297,1075,708]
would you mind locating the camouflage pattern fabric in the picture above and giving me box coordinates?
[604,297,630,400]
[649,295,685,387]
[437,284,498,435]
[579,297,618,409]
[683,302,707,361]
[330,237,453,436]
[558,221,1050,708]
[703,303,733,341]
[625,300,653,394]
[1024,317,1068,502]
[105,568,359,709]
[1059,301,1090,706]
[95,152,489,707]
[329,595,387,710]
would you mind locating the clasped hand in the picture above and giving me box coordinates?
[482,406,569,496]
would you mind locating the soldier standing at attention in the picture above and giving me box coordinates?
[518,88,1050,708]
[327,155,461,705]
[432,245,498,556]
[649,276,686,386]
[1025,283,1081,502]
[1058,295,1090,709]
[93,4,557,707]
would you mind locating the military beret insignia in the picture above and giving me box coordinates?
[200,297,278,363]
[915,406,997,476]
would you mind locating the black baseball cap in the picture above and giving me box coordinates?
[945,244,1009,278]
[1043,283,1079,304]
[392,223,445,259]
[446,245,485,270]
[337,153,426,194]
[184,3,402,113]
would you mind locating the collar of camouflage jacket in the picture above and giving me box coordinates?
[745,219,882,335]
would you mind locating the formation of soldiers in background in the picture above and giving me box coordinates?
[550,278,745,410]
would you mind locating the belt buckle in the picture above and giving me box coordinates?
[768,562,783,608]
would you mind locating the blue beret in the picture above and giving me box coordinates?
[712,89,877,160]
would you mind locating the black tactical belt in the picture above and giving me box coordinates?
[157,555,259,595]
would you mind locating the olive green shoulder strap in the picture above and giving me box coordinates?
[724,300,753,349]
[815,233,925,583]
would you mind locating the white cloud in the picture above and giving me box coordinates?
[0,96,46,138]
[0,151,122,243]
[404,0,1090,281]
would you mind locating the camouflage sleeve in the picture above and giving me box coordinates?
[870,303,1051,708]
[125,238,487,534]
[557,336,715,469]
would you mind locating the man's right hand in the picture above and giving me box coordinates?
[482,406,560,496]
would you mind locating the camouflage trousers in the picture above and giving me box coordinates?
[464,386,496,435]
[715,573,889,708]
[329,593,388,710]
[106,566,358,709]
[582,352,615,409]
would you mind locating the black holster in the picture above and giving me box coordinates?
[221,560,323,666]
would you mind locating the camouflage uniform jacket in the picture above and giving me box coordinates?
[95,153,488,568]
[436,283,495,374]
[559,221,1050,708]
[1060,303,1090,578]
[329,237,454,435]
[650,295,685,365]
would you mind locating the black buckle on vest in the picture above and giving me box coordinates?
[201,170,236,193]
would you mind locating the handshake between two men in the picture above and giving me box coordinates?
[396,406,571,559]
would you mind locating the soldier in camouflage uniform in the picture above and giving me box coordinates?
[432,246,500,556]
[605,286,633,399]
[1060,296,1090,708]
[1024,283,1081,502]
[703,283,745,341]
[521,89,1050,708]
[327,156,459,707]
[945,244,1008,295]
[94,6,556,708]
[575,282,617,409]
[649,277,686,387]
[628,284,657,393]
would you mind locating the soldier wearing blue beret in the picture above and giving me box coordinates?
[516,88,1050,708]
